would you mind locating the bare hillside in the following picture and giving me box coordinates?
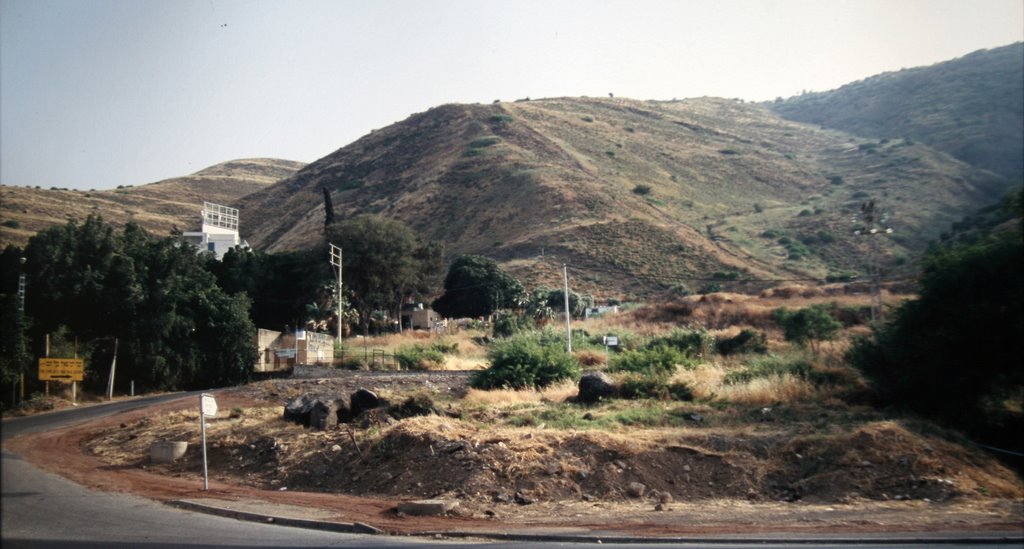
[240,97,1009,297]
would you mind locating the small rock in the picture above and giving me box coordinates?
[514,491,535,505]
[682,464,691,472]
[657,491,673,504]
[654,503,666,511]
[331,444,342,452]
[626,482,646,498]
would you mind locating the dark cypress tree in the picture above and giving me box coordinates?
[322,187,336,230]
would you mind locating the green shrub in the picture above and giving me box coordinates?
[471,331,580,389]
[618,375,694,401]
[773,305,841,352]
[469,137,500,148]
[429,340,459,355]
[632,184,652,195]
[648,328,713,357]
[609,345,689,377]
[488,114,513,125]
[1,220,19,229]
[395,344,445,370]
[492,311,535,338]
[716,329,768,356]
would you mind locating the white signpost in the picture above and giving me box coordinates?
[603,335,619,366]
[199,393,217,490]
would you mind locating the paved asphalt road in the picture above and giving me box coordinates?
[2,396,1021,549]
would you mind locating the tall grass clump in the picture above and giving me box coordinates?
[724,354,813,385]
[471,330,580,389]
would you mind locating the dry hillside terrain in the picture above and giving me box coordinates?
[240,97,1011,296]
[0,158,304,248]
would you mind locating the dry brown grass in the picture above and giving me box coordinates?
[462,379,578,407]
[714,374,823,406]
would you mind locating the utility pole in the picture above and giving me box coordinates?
[563,264,572,355]
[329,243,343,343]
[17,257,26,403]
[853,200,893,326]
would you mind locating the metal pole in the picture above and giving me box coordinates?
[563,264,572,354]
[200,398,209,491]
[106,338,118,400]
[330,244,343,343]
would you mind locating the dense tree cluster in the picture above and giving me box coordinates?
[432,255,525,319]
[2,216,257,396]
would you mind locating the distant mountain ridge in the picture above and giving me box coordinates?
[0,158,304,248]
[240,96,1011,297]
[771,43,1024,182]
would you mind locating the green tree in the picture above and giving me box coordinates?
[325,215,443,334]
[848,227,1023,448]
[22,217,257,392]
[524,287,593,320]
[432,255,524,319]
[772,304,841,354]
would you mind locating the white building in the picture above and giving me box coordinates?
[182,202,248,260]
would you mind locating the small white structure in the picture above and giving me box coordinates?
[182,202,248,260]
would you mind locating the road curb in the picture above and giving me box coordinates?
[167,499,1024,545]
[167,500,383,535]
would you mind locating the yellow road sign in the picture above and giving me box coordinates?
[39,358,84,381]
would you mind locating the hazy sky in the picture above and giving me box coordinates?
[2,0,1022,190]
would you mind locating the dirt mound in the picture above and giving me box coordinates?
[86,405,1022,511]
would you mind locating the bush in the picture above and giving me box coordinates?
[716,329,768,356]
[492,311,535,338]
[468,137,500,149]
[773,305,841,353]
[471,331,580,389]
[618,375,694,401]
[394,344,445,370]
[647,328,714,358]
[632,184,652,195]
[609,345,689,377]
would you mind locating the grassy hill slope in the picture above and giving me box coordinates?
[771,43,1024,183]
[1,158,305,248]
[241,97,1010,298]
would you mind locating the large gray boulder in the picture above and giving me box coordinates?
[578,371,616,404]
[350,388,387,417]
[309,399,344,430]
[283,394,315,426]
